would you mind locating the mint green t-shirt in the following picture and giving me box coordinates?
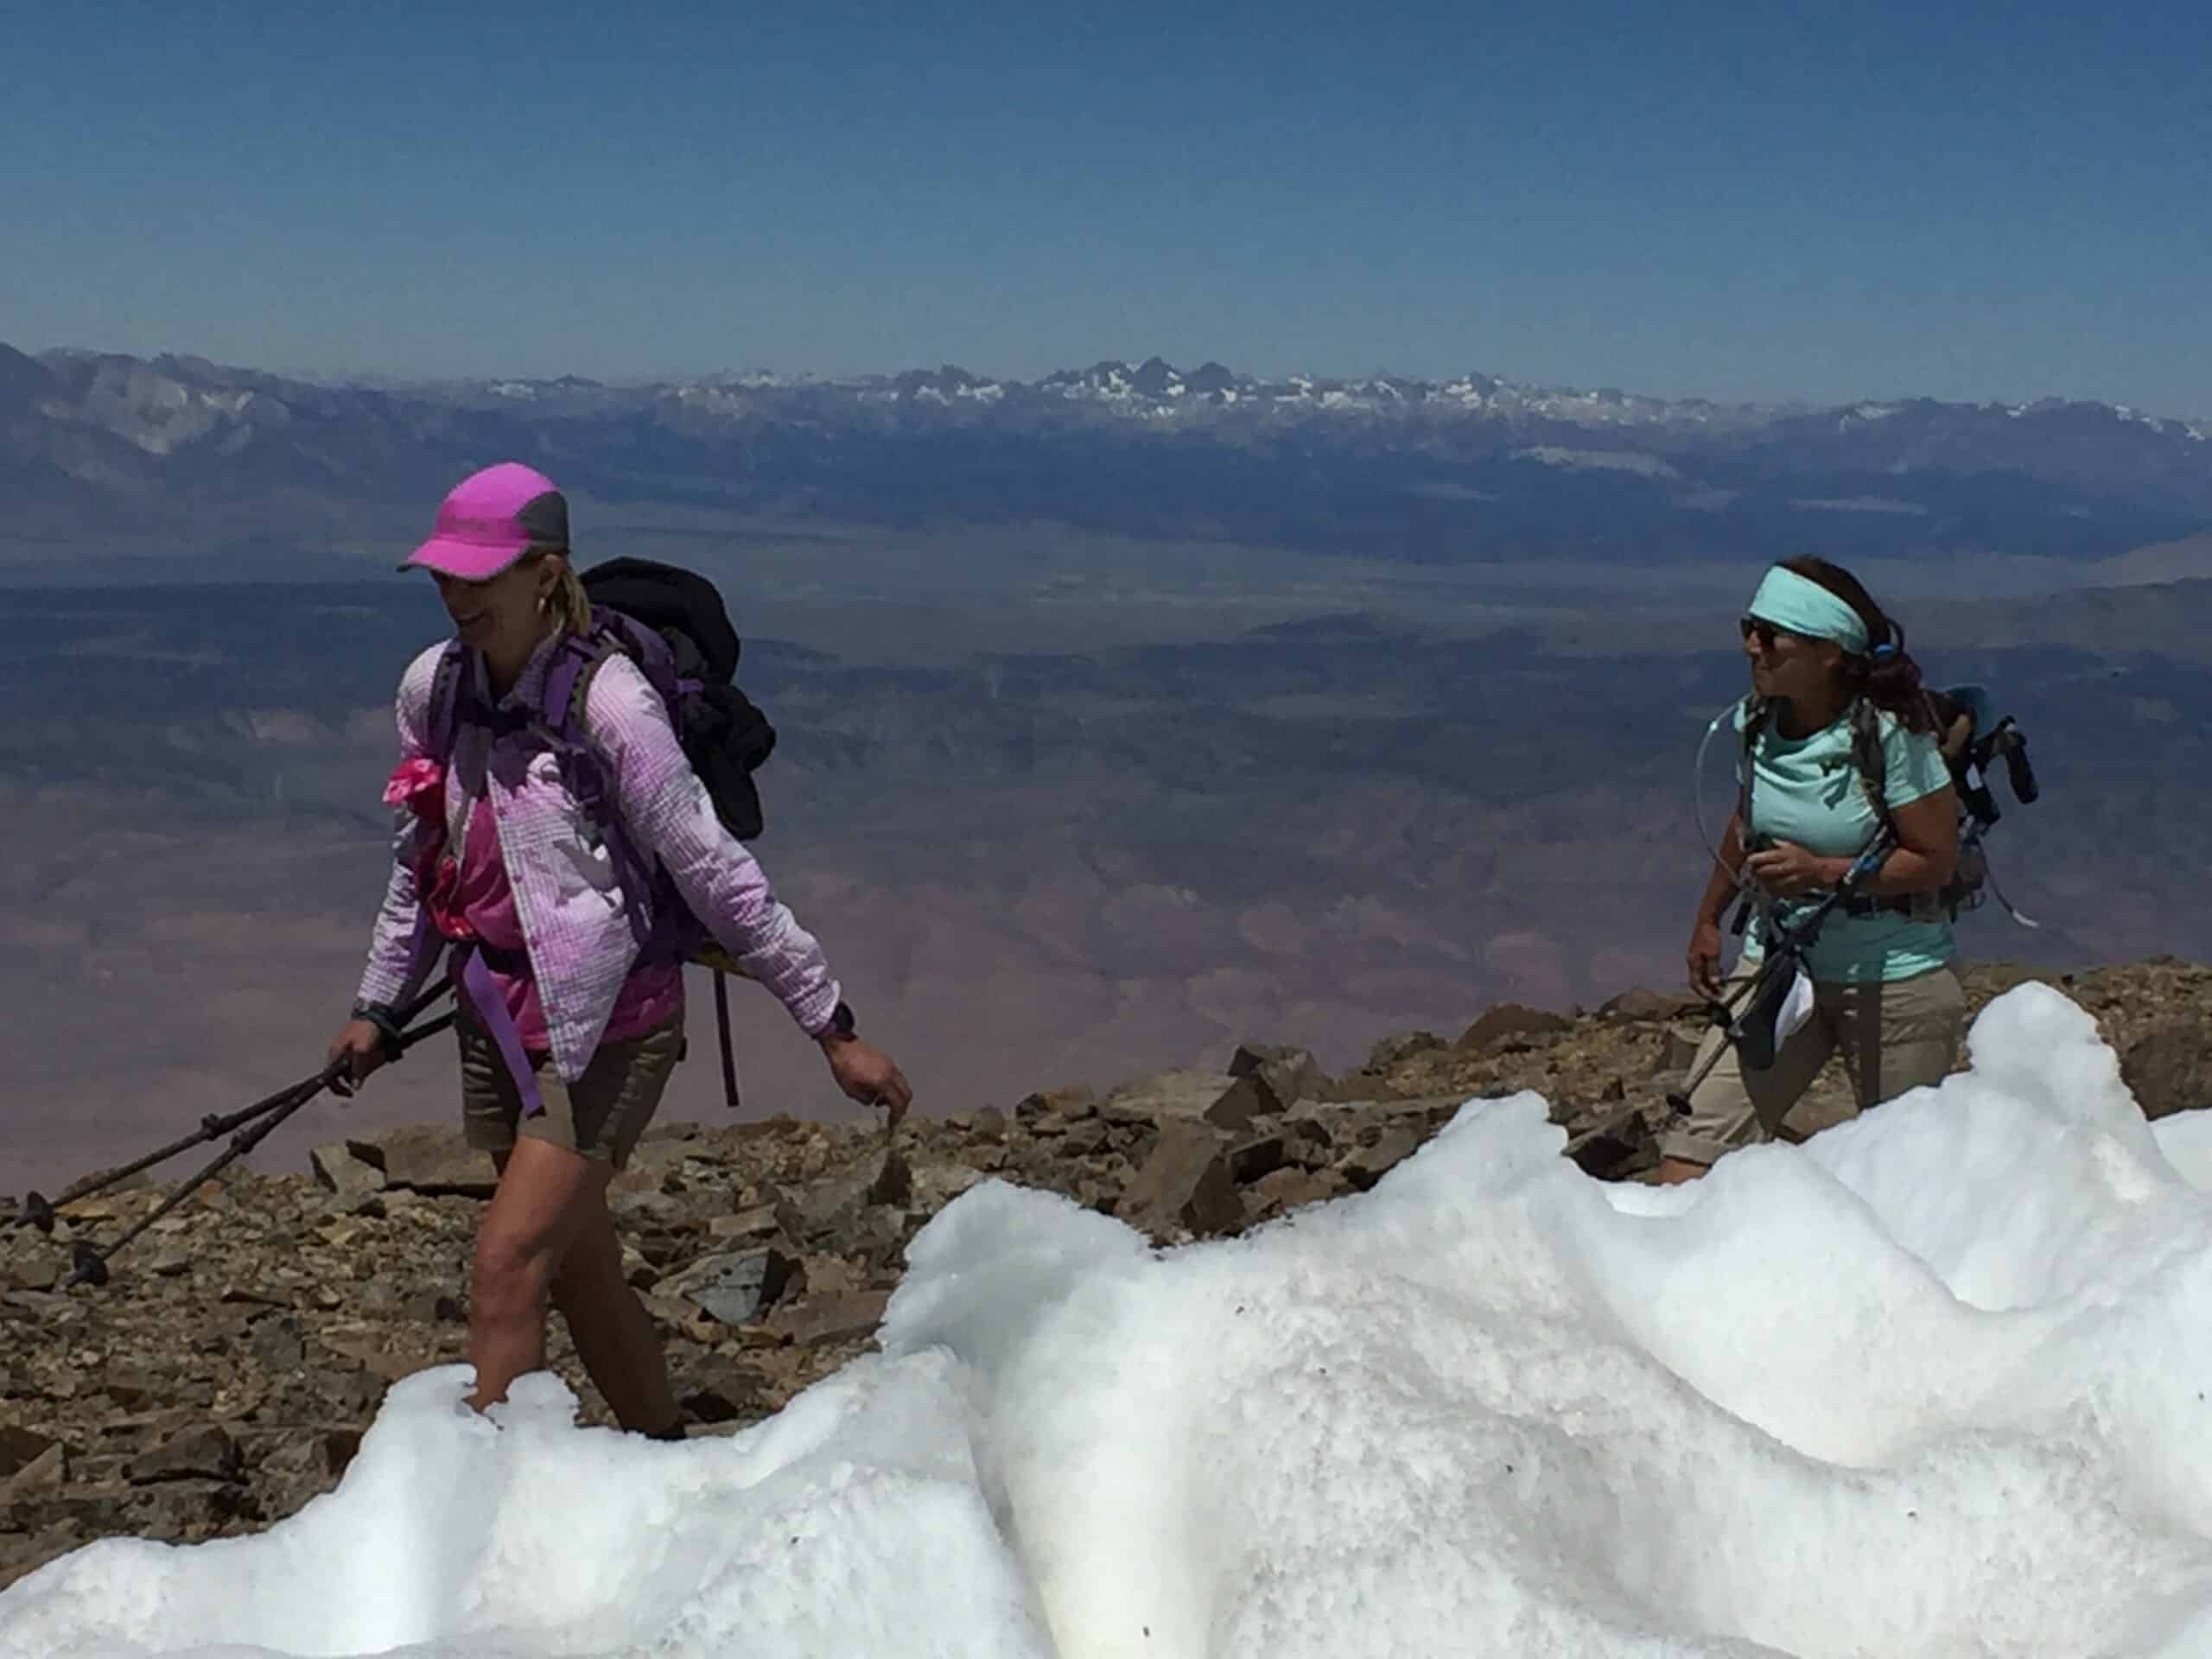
[1734,701,1955,985]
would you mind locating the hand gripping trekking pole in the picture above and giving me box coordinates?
[14,978,454,1236]
[1665,832,1895,1116]
[35,982,456,1290]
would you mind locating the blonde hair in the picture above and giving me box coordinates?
[532,548,594,637]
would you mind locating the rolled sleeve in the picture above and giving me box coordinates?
[1882,721,1954,811]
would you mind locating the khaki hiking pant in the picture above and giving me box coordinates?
[1660,963,1966,1168]
[458,1015,683,1170]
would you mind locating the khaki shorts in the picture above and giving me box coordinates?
[459,1016,683,1168]
[1660,963,1965,1168]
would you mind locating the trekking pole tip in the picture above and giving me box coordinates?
[65,1241,110,1290]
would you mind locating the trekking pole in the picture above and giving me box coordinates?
[1664,832,1896,1115]
[1665,957,1783,1115]
[62,1000,457,1300]
[60,1000,458,1291]
[14,977,454,1236]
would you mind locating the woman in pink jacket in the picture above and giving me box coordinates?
[328,462,910,1439]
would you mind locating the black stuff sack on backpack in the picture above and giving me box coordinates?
[578,556,777,842]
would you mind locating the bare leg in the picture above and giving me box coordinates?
[550,1202,681,1435]
[467,1140,609,1412]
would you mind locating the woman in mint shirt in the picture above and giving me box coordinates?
[1656,556,1963,1181]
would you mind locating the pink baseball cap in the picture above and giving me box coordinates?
[400,462,569,580]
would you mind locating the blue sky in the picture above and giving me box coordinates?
[4,1,2206,411]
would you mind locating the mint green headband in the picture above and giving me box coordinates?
[1746,566,1870,652]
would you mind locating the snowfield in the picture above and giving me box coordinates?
[11,980,2212,1658]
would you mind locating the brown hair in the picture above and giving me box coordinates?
[1777,555,1937,734]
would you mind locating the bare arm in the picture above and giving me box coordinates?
[1686,809,1746,998]
[1744,785,1959,899]
[1854,785,1958,896]
[1695,808,1747,925]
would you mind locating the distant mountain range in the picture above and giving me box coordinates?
[4,343,2208,566]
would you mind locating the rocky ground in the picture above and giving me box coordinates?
[7,957,2212,1589]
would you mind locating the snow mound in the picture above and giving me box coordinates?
[11,982,2212,1658]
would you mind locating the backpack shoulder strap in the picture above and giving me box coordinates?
[1737,695,1769,836]
[540,624,626,748]
[532,625,658,949]
[1849,698,1897,837]
[424,642,467,760]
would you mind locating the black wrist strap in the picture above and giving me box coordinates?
[352,1001,407,1057]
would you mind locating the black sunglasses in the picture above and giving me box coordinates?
[1738,616,1795,650]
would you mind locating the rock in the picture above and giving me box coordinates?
[246,1428,340,1520]
[128,1425,242,1485]
[249,1313,307,1371]
[796,1254,859,1298]
[849,1204,911,1259]
[309,1142,385,1203]
[1651,1023,1706,1078]
[0,1442,65,1501]
[1228,1044,1330,1108]
[1099,1070,1242,1128]
[677,1354,769,1424]
[302,1367,385,1420]
[1058,1120,1113,1160]
[344,1124,494,1198]
[608,1189,684,1228]
[135,1478,245,1533]
[1201,1074,1281,1132]
[100,1370,168,1412]
[1341,1125,1426,1190]
[1,1240,64,1294]
[1457,1002,1573,1052]
[1364,1031,1444,1070]
[973,1106,1009,1141]
[1566,1105,1658,1180]
[2122,1021,2212,1121]
[912,1162,988,1211]
[867,1147,912,1209]
[1246,1166,1344,1217]
[668,1248,798,1325]
[1229,1134,1288,1185]
[793,1153,906,1243]
[1281,1116,1336,1168]
[708,1201,797,1245]
[766,1289,891,1348]
[148,1245,193,1277]
[53,1192,143,1224]
[220,1285,290,1309]
[1116,1121,1241,1241]
[323,1427,365,1479]
[1017,1084,1096,1120]
[0,1424,59,1480]
[403,1291,467,1325]
[1289,1093,1464,1129]
[1600,987,1704,1024]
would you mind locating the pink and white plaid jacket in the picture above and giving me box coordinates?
[355,634,841,1081]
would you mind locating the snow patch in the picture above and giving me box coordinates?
[12,982,2212,1658]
